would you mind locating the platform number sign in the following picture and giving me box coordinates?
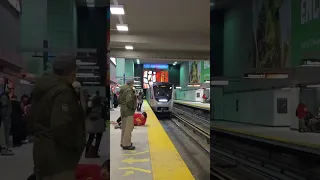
[277,98,288,114]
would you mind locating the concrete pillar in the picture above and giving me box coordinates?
[125,59,134,78]
[116,58,125,85]
[212,87,224,121]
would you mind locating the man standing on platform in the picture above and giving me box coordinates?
[30,56,85,180]
[119,79,136,150]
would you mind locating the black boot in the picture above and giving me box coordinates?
[122,145,135,150]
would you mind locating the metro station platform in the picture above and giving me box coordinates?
[0,130,109,179]
[174,100,210,111]
[110,101,194,180]
[212,121,320,155]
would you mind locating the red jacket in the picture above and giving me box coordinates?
[76,164,102,180]
[296,103,307,119]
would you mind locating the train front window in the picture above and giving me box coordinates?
[153,85,172,99]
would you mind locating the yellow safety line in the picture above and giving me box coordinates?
[144,100,195,180]
[174,100,210,110]
[213,126,320,149]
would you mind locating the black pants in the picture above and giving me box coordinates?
[137,103,142,111]
[86,133,103,149]
[11,123,23,146]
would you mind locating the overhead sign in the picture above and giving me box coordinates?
[143,64,168,69]
[8,0,21,13]
[243,73,289,79]
[301,59,320,66]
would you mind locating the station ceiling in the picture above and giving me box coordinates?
[109,0,210,62]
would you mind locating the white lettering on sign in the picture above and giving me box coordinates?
[8,0,21,13]
[301,0,320,24]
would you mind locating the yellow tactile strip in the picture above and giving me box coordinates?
[144,101,195,180]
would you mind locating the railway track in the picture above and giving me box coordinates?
[171,105,320,180]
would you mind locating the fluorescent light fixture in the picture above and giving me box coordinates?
[110,5,125,15]
[159,99,168,102]
[116,24,128,31]
[173,62,177,65]
[211,80,229,86]
[137,59,140,64]
[176,86,182,89]
[125,45,133,50]
[110,57,116,65]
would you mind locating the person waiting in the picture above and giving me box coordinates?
[296,102,308,132]
[118,79,137,150]
[85,95,106,158]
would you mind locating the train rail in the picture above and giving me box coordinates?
[171,105,320,180]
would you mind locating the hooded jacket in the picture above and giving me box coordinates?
[119,84,137,117]
[30,73,85,177]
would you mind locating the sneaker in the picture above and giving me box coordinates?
[1,148,14,156]
[122,145,135,150]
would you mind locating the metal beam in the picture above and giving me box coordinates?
[19,47,97,53]
[110,49,210,61]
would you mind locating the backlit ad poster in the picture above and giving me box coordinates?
[189,61,201,83]
[252,0,291,68]
[143,64,169,89]
[292,0,320,66]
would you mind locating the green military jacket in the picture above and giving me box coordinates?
[30,73,85,177]
[119,85,137,117]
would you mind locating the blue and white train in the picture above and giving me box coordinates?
[146,82,174,115]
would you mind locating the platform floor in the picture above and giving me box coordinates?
[110,101,194,180]
[0,131,109,179]
[212,121,320,154]
[174,100,210,111]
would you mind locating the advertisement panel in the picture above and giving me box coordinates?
[201,61,210,82]
[292,0,320,66]
[252,0,291,68]
[189,61,202,83]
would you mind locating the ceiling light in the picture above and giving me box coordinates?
[137,59,140,64]
[116,24,128,31]
[110,5,125,15]
[125,46,133,50]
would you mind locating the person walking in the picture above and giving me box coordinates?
[10,95,23,147]
[119,79,137,150]
[85,95,105,158]
[136,92,143,111]
[30,56,85,180]
[110,89,114,111]
[0,84,13,155]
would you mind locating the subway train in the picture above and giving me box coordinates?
[146,82,174,116]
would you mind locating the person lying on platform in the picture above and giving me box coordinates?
[115,112,148,129]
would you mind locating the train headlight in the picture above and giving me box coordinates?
[159,99,168,102]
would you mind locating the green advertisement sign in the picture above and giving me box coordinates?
[201,61,210,82]
[292,0,320,66]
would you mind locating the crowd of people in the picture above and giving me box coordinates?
[0,56,109,180]
[0,88,32,156]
